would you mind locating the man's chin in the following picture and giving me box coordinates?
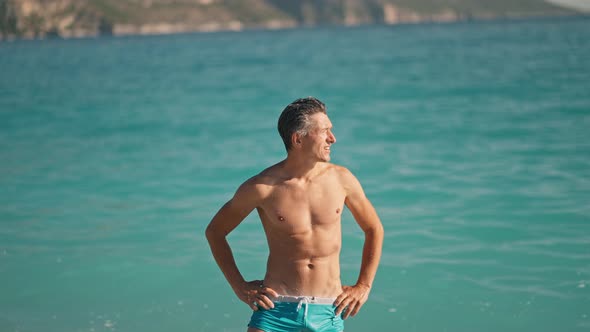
[313,153,331,163]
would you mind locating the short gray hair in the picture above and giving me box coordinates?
[277,97,327,151]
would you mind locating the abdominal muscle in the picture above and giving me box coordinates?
[262,229,343,298]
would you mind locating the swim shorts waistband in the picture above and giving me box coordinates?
[274,295,336,305]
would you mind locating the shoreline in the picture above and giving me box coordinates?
[1,13,587,42]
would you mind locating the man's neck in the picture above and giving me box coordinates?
[281,155,327,181]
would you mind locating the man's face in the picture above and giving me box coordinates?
[301,113,337,162]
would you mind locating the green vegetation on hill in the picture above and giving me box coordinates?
[391,0,563,15]
[0,0,580,39]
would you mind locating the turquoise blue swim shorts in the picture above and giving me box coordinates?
[248,295,344,332]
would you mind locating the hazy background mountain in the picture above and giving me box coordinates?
[0,0,582,39]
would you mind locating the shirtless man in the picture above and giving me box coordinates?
[205,97,384,332]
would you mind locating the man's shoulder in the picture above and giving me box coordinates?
[240,163,283,191]
[323,163,362,193]
[325,163,354,179]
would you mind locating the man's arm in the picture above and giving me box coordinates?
[334,167,384,319]
[205,178,278,311]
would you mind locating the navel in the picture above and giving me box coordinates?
[278,215,285,221]
[307,263,314,269]
[336,208,340,214]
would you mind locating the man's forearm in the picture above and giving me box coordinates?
[206,232,246,293]
[356,225,384,288]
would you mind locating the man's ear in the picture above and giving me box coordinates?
[291,132,302,149]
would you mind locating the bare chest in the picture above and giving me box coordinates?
[260,177,346,230]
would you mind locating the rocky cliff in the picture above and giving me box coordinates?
[0,0,579,40]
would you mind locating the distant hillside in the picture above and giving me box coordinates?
[0,0,580,40]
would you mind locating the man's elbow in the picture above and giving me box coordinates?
[205,224,217,243]
[366,222,384,238]
[205,223,226,243]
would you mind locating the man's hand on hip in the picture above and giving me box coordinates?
[334,283,371,319]
[236,280,279,311]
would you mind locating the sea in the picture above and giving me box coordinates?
[1,16,589,332]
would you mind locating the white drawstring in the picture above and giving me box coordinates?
[296,297,310,318]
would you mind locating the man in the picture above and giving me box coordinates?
[206,97,384,332]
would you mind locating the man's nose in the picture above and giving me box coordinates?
[328,131,336,144]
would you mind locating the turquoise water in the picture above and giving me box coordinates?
[1,17,590,332]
